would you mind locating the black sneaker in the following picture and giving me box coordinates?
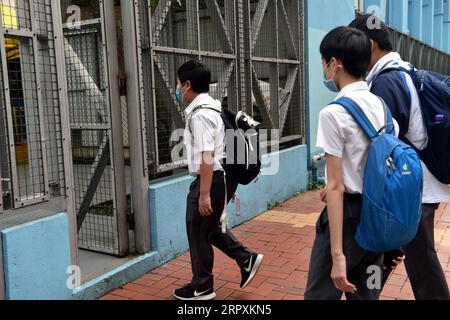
[240,253,264,289]
[173,284,216,301]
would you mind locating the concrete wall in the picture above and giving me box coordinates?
[1,213,72,300]
[149,145,308,265]
[306,0,356,156]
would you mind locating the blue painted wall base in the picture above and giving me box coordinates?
[1,213,72,300]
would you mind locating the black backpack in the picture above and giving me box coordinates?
[381,65,450,184]
[189,105,262,185]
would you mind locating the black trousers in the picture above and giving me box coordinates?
[383,204,450,300]
[305,194,384,300]
[187,171,252,291]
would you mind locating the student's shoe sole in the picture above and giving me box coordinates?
[241,254,264,289]
[172,291,217,301]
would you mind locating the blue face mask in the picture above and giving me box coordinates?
[323,60,340,92]
[323,77,339,93]
[176,82,189,104]
[176,85,184,104]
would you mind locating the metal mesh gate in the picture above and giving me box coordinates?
[136,0,306,176]
[139,0,239,173]
[249,0,305,146]
[61,0,129,256]
[0,0,72,216]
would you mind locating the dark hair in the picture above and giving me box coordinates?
[349,14,393,52]
[177,60,211,93]
[320,26,372,78]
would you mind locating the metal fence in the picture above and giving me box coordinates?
[356,11,450,75]
[389,27,450,76]
[0,0,72,216]
[61,0,129,256]
[136,0,306,175]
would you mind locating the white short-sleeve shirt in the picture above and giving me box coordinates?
[184,93,225,176]
[317,81,400,194]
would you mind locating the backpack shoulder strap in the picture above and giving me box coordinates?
[377,97,395,135]
[191,105,222,115]
[188,105,222,133]
[333,97,378,140]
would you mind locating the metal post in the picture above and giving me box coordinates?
[0,69,4,212]
[51,0,78,267]
[225,0,238,111]
[0,10,19,209]
[268,0,280,129]
[186,0,199,51]
[237,0,252,115]
[29,0,50,206]
[149,1,164,172]
[0,236,4,299]
[299,0,306,143]
[121,0,151,253]
[100,0,129,256]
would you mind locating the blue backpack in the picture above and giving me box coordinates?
[334,97,423,253]
[381,66,450,184]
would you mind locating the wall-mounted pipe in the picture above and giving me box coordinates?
[311,152,326,188]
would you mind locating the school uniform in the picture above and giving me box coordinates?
[182,93,254,293]
[305,81,399,300]
[367,52,450,300]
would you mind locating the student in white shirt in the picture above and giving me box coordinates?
[350,14,450,300]
[305,27,399,300]
[172,60,263,301]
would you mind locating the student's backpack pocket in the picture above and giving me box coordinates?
[355,196,396,253]
[421,120,450,183]
[355,193,420,253]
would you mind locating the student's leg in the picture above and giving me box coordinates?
[345,251,383,300]
[306,194,383,300]
[342,197,383,300]
[209,176,252,268]
[380,249,405,289]
[186,187,200,284]
[186,176,222,291]
[403,204,450,300]
[304,208,344,300]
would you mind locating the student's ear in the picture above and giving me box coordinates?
[334,58,344,69]
[370,39,376,52]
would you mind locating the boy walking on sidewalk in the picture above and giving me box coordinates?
[350,14,450,300]
[305,27,399,300]
[172,60,263,301]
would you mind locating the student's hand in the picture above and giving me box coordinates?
[331,254,357,294]
[383,250,405,270]
[320,188,327,203]
[391,256,405,268]
[383,256,405,270]
[199,194,213,217]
